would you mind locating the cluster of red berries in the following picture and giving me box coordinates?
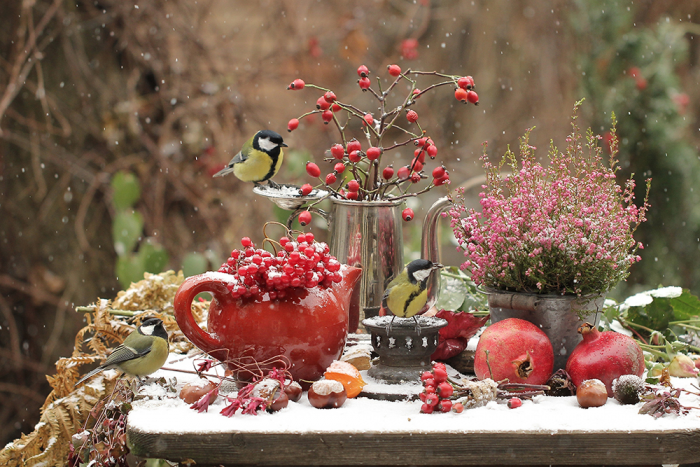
[217,235,343,300]
[419,362,464,414]
[286,64,475,207]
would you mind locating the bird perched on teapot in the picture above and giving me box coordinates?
[213,130,287,187]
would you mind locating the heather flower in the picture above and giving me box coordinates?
[449,100,650,296]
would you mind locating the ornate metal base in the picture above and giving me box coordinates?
[362,315,447,384]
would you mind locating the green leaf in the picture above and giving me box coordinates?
[112,211,143,256]
[670,289,700,321]
[111,171,141,210]
[436,273,467,311]
[139,238,169,273]
[116,254,145,289]
[626,296,674,332]
[182,252,209,278]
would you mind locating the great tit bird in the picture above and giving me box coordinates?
[212,129,287,187]
[381,259,443,331]
[75,317,169,386]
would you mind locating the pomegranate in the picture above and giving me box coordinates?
[474,318,554,385]
[565,322,644,397]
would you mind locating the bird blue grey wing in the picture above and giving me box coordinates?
[212,150,246,177]
[103,343,150,366]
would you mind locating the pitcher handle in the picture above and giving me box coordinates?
[286,207,329,230]
[173,273,233,361]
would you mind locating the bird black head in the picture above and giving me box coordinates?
[254,130,287,153]
[406,259,442,284]
[139,317,169,341]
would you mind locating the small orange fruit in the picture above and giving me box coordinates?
[324,360,366,398]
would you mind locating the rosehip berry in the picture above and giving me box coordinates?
[322,110,333,123]
[412,89,421,98]
[414,148,426,163]
[434,173,450,186]
[432,367,448,383]
[437,382,454,398]
[457,76,475,90]
[348,151,362,163]
[420,371,433,382]
[241,237,252,248]
[423,378,436,388]
[420,403,434,414]
[331,103,341,112]
[316,96,331,110]
[330,144,345,159]
[507,397,522,409]
[357,65,369,77]
[438,400,453,413]
[366,146,381,160]
[325,173,337,185]
[287,78,305,90]
[324,91,337,102]
[347,180,360,192]
[406,109,419,123]
[298,211,312,226]
[387,64,401,77]
[410,172,421,183]
[363,113,374,126]
[411,159,423,172]
[346,191,358,200]
[306,162,321,178]
[297,233,307,243]
[346,139,361,153]
[382,166,394,180]
[300,183,313,196]
[358,77,371,90]
[287,118,299,132]
[415,137,427,148]
[454,88,468,102]
[466,90,479,104]
[402,208,414,221]
[334,162,345,173]
[397,166,410,180]
[424,393,439,407]
[432,166,446,179]
[452,402,464,413]
[427,144,438,158]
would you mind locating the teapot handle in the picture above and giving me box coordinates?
[173,274,232,361]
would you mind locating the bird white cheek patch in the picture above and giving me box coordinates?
[258,137,278,152]
[413,269,432,282]
[140,325,155,336]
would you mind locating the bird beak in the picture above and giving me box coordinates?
[432,263,444,270]
[280,143,288,147]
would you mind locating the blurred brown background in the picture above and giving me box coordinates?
[1,0,698,448]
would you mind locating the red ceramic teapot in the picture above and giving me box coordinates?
[174,266,361,383]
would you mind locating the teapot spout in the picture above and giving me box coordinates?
[337,265,362,331]
[421,196,452,311]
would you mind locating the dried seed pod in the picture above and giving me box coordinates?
[612,374,645,405]
[545,369,576,397]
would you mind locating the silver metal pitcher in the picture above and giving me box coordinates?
[286,196,452,331]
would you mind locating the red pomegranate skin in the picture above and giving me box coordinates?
[565,323,644,397]
[474,318,554,385]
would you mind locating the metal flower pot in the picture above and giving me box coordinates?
[486,289,605,371]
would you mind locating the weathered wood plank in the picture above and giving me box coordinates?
[127,428,700,466]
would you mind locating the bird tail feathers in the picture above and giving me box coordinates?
[74,365,106,387]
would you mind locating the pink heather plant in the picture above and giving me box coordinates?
[449,101,651,296]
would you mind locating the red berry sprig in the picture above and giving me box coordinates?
[286,65,475,204]
[419,363,453,414]
[217,233,343,300]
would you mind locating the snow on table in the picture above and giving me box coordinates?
[128,353,700,436]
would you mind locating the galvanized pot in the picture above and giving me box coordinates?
[485,289,605,371]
